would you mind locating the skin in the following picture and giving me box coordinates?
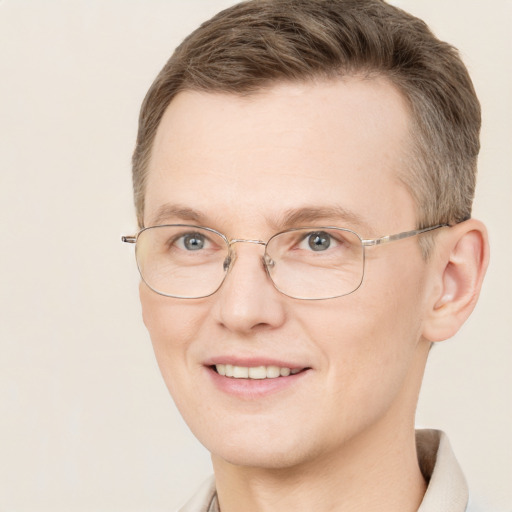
[139,77,489,511]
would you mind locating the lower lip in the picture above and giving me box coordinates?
[206,366,310,399]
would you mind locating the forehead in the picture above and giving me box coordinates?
[145,77,416,234]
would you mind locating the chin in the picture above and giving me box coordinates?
[193,420,324,470]
[212,442,314,470]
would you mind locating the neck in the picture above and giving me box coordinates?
[212,421,426,512]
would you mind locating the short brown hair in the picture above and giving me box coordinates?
[132,0,481,237]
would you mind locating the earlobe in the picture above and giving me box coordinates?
[422,219,489,342]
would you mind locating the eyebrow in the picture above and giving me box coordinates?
[149,203,372,234]
[273,206,372,233]
[149,204,207,227]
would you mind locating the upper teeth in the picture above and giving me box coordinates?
[215,364,302,379]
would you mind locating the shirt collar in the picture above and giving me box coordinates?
[416,429,469,511]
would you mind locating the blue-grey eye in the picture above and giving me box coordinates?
[183,233,205,250]
[308,231,331,251]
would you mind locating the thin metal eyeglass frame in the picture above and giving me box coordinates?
[121,223,448,300]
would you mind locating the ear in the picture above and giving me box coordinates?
[422,219,489,342]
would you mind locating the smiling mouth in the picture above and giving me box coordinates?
[211,364,308,379]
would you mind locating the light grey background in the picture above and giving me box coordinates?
[1,1,510,510]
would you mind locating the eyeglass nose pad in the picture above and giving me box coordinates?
[263,254,275,269]
[223,255,232,272]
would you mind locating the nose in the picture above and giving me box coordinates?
[213,241,287,334]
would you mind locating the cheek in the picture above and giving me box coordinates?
[139,283,207,391]
[140,283,203,345]
[297,256,427,414]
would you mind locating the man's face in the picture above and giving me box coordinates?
[140,78,433,469]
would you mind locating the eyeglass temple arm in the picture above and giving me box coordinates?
[362,224,449,247]
[121,236,136,243]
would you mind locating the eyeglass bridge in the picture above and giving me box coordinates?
[223,238,276,271]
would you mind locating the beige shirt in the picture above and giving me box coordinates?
[179,430,470,512]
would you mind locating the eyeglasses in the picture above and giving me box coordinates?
[122,224,447,300]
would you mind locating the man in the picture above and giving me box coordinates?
[123,1,489,510]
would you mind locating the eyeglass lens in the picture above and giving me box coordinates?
[135,225,364,300]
